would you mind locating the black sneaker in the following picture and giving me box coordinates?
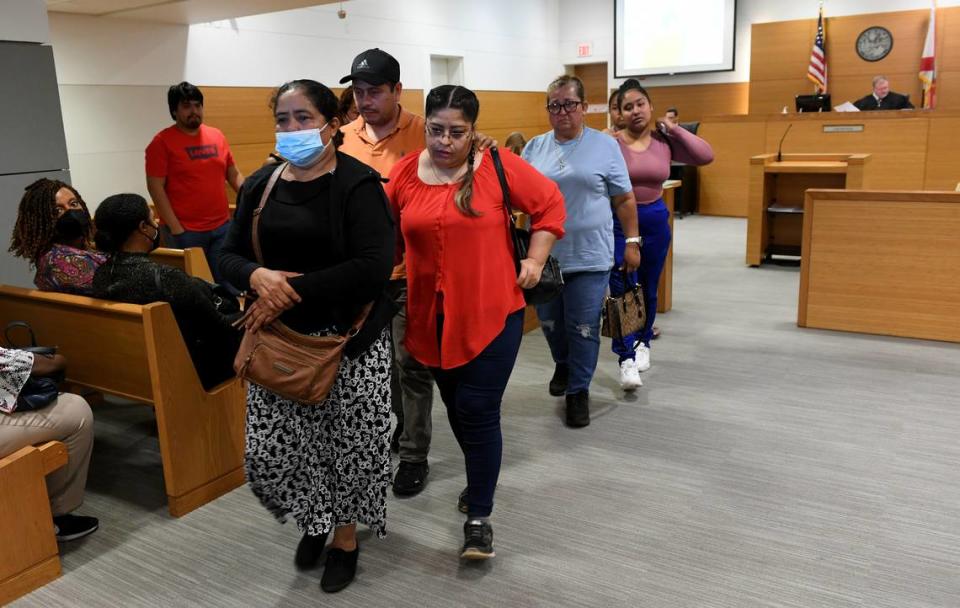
[457,486,469,513]
[548,363,568,396]
[53,514,99,542]
[320,546,359,593]
[294,530,329,570]
[565,390,590,428]
[393,461,429,497]
[461,519,495,560]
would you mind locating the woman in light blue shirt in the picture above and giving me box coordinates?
[522,75,642,428]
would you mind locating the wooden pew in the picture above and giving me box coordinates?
[0,441,67,605]
[149,247,214,282]
[0,287,246,518]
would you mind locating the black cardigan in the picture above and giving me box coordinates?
[219,153,397,358]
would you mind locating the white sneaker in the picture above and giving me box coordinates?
[635,345,651,372]
[619,359,642,391]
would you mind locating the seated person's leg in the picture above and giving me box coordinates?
[0,392,98,540]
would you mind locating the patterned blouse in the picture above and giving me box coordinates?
[0,347,34,414]
[34,244,107,296]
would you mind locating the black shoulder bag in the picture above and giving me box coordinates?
[490,147,563,306]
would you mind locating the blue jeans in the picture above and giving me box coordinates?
[535,270,610,394]
[162,220,232,287]
[610,199,671,359]
[430,309,524,518]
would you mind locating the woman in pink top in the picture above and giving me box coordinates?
[612,79,714,374]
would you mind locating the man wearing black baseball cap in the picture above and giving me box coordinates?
[339,48,424,175]
[339,48,401,87]
[339,49,437,502]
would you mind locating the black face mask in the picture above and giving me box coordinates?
[145,223,162,251]
[54,209,91,242]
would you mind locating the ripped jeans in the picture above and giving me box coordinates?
[535,270,611,395]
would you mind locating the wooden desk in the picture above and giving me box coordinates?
[698,110,960,217]
[658,180,681,313]
[798,189,960,342]
[747,153,868,266]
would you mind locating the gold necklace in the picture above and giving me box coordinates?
[429,157,467,184]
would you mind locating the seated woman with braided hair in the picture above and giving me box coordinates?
[9,178,106,295]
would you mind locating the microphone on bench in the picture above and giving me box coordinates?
[777,123,793,163]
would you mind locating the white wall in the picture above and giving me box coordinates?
[559,0,960,90]
[185,0,561,90]
[49,0,563,206]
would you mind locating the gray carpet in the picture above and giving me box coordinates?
[14,216,960,608]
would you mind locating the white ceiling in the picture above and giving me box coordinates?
[45,0,343,24]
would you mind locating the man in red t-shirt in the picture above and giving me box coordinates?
[145,82,244,284]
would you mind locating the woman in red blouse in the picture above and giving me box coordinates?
[387,85,565,560]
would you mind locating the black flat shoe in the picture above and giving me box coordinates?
[548,363,568,396]
[565,390,590,428]
[321,546,359,593]
[295,531,330,570]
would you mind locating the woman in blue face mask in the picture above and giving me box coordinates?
[9,178,106,295]
[219,80,396,594]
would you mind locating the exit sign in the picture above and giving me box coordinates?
[577,42,593,57]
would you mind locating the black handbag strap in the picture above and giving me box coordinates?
[490,147,523,274]
[4,321,38,349]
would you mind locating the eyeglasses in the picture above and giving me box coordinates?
[425,124,471,140]
[546,100,583,115]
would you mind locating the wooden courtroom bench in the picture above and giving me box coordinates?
[0,286,246,518]
[798,189,960,342]
[150,247,214,282]
[0,441,68,605]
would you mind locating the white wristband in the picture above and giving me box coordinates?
[625,236,642,245]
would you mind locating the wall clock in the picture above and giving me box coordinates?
[856,26,893,62]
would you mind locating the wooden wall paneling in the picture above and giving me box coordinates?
[930,71,960,114]
[942,6,960,68]
[574,62,609,131]
[750,19,817,83]
[229,142,276,178]
[762,117,929,190]
[475,91,553,147]
[750,7,960,113]
[573,62,608,105]
[201,86,277,146]
[924,116,960,189]
[399,88,426,116]
[697,119,766,216]
[642,82,749,123]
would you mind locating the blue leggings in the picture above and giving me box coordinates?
[430,309,524,518]
[610,199,671,359]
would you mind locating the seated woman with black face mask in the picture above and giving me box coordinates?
[9,178,106,295]
[91,193,241,390]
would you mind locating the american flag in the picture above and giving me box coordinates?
[807,6,827,93]
[919,3,936,108]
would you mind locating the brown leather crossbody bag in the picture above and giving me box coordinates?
[233,163,370,405]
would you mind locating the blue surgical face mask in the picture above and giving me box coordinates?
[275,124,330,168]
